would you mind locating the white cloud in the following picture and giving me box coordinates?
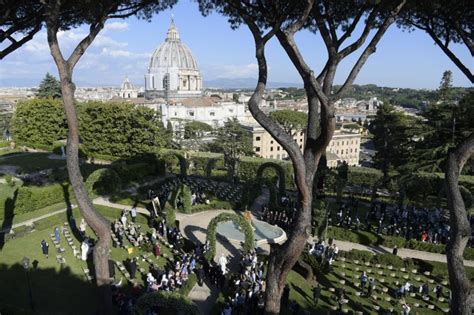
[204,63,259,79]
[104,22,129,31]
[100,48,150,59]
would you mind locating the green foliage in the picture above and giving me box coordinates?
[165,206,176,228]
[270,110,308,135]
[180,184,192,214]
[368,103,419,177]
[36,73,62,99]
[205,118,253,180]
[11,98,67,146]
[85,168,121,195]
[134,291,200,315]
[15,183,72,215]
[205,212,255,261]
[170,184,193,213]
[240,178,263,210]
[184,120,212,139]
[78,102,170,158]
[238,157,294,190]
[11,99,170,158]
[335,162,349,203]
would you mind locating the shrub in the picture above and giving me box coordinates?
[205,212,255,261]
[165,206,176,228]
[15,183,72,215]
[180,184,192,214]
[85,168,121,195]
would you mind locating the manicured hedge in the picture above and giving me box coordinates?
[134,291,200,315]
[237,156,294,189]
[85,168,121,195]
[205,212,255,261]
[14,183,72,215]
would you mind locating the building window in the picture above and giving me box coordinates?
[336,150,339,154]
[255,136,261,141]
[300,132,304,136]
[300,138,303,142]
[174,112,177,116]
[300,145,302,149]
[270,147,273,151]
[270,155,273,159]
[277,146,280,151]
[210,111,215,116]
[229,109,234,113]
[256,147,260,152]
[277,154,280,159]
[188,111,194,117]
[270,140,274,144]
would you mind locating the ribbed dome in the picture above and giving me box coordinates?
[121,76,135,90]
[149,18,199,70]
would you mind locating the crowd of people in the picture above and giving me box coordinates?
[329,196,455,246]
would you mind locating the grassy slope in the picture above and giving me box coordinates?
[0,205,172,314]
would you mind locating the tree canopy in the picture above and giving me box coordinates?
[270,110,308,136]
[36,73,62,99]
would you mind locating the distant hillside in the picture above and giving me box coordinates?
[204,77,303,89]
[278,84,473,110]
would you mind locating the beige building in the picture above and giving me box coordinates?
[243,124,361,167]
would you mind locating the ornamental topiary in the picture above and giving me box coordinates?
[204,212,255,261]
[85,168,121,195]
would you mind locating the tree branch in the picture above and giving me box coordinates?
[334,0,407,98]
[425,26,474,83]
[338,6,379,59]
[0,24,41,60]
[337,5,367,46]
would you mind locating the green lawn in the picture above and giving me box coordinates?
[0,152,66,173]
[0,204,174,314]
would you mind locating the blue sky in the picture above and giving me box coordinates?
[0,0,472,89]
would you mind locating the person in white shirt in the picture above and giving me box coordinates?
[130,207,137,223]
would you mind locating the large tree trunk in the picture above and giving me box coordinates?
[45,3,112,312]
[264,185,313,314]
[445,133,474,314]
[57,64,113,315]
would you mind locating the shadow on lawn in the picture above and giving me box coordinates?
[0,190,17,250]
[0,263,98,314]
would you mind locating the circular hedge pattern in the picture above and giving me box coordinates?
[205,212,255,261]
[85,168,121,195]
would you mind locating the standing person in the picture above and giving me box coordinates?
[392,245,398,256]
[313,283,321,305]
[81,239,89,261]
[367,278,375,297]
[219,254,228,275]
[79,218,87,238]
[360,271,368,294]
[130,207,137,223]
[153,243,161,257]
[196,264,205,286]
[40,240,49,258]
[128,258,137,279]
[54,227,60,243]
[402,303,411,315]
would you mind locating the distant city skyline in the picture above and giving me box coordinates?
[0,0,472,89]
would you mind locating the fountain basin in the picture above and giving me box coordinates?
[216,217,287,245]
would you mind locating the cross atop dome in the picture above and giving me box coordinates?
[166,15,180,41]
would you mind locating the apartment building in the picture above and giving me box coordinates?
[243,124,361,167]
